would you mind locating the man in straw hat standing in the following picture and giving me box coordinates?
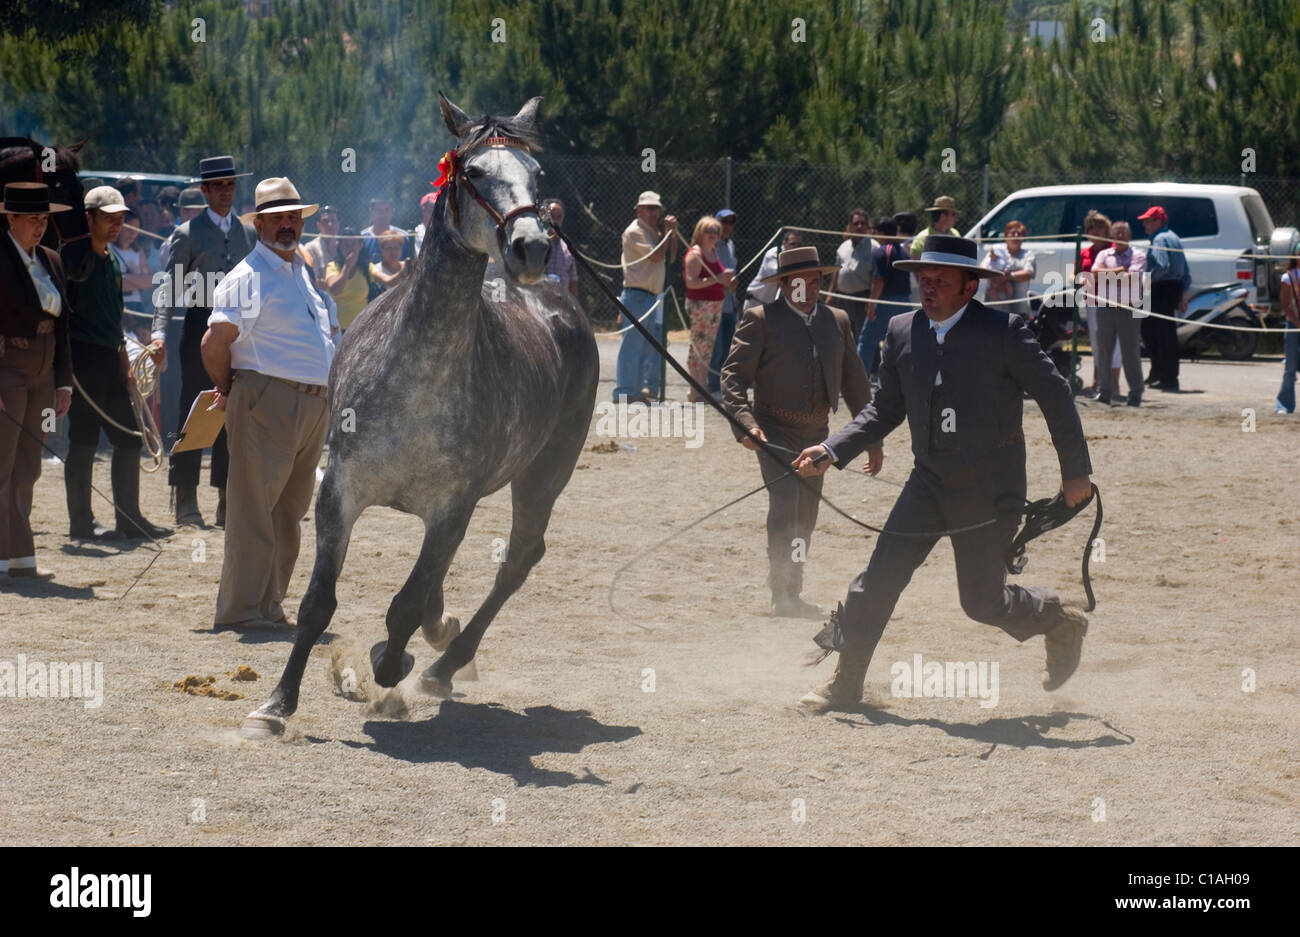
[0,183,74,580]
[613,190,677,404]
[793,234,1093,710]
[722,245,874,618]
[149,155,256,528]
[908,195,960,259]
[201,177,334,631]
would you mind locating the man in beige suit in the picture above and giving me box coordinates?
[722,246,879,618]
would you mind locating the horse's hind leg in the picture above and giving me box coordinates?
[242,473,359,738]
[372,505,473,688]
[423,450,575,697]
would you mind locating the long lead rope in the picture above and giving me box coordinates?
[555,225,1102,617]
[557,222,1006,541]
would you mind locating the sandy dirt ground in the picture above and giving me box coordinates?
[2,336,1297,846]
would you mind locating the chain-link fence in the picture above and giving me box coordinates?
[80,143,1300,331]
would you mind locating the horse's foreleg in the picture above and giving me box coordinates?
[423,486,556,697]
[372,506,472,688]
[242,476,357,738]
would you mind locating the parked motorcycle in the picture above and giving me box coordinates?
[1174,282,1260,361]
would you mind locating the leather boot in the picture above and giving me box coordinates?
[800,652,871,713]
[214,486,227,528]
[112,447,173,540]
[173,483,204,527]
[65,443,122,541]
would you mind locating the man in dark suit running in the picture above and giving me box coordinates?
[793,234,1093,712]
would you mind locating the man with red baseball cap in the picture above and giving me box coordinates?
[1138,205,1190,392]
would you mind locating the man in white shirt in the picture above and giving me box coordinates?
[744,229,803,308]
[201,177,335,631]
[830,209,875,339]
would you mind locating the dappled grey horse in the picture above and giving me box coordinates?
[242,94,599,737]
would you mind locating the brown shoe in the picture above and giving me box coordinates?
[800,652,870,713]
[1042,604,1089,690]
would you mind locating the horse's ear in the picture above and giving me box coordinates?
[438,92,472,138]
[69,139,87,154]
[512,97,542,129]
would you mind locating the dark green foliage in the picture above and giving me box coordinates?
[1,0,1295,323]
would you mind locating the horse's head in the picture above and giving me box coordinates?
[0,138,91,273]
[437,93,551,283]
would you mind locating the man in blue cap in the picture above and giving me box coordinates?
[707,208,738,399]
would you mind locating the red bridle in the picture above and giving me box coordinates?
[433,137,545,251]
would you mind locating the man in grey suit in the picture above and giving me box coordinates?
[147,156,256,527]
[793,234,1093,712]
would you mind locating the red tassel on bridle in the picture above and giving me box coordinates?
[432,149,456,191]
[429,137,542,244]
[431,148,460,226]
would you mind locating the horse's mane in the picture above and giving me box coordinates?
[454,117,542,157]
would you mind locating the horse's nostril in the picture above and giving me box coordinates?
[512,238,528,260]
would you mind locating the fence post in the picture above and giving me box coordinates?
[725,156,733,209]
[1070,226,1083,393]
[981,163,990,220]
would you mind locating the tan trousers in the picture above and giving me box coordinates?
[0,333,55,567]
[214,369,328,626]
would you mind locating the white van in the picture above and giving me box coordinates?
[965,183,1287,313]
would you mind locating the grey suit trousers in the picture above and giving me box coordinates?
[837,445,1061,661]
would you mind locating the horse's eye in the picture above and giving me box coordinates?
[465,166,484,179]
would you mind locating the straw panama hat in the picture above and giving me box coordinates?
[240,177,319,224]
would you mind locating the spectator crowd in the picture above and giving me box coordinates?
[4,155,1292,601]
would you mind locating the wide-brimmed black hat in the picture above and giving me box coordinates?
[189,155,252,183]
[0,182,71,215]
[893,233,1002,279]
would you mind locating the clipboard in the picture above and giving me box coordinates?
[171,390,226,453]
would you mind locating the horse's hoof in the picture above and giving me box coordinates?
[240,710,286,740]
[418,665,453,699]
[370,641,414,688]
[421,614,460,651]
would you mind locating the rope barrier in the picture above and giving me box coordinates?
[1075,290,1290,332]
[783,222,1299,259]
[607,291,665,335]
[569,226,676,270]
